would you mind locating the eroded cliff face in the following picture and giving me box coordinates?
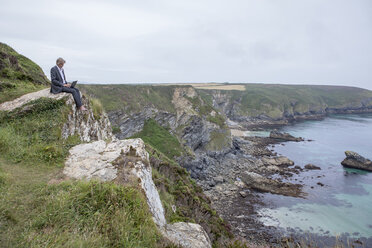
[208,89,372,127]
[0,88,113,142]
[63,138,212,248]
[108,87,230,152]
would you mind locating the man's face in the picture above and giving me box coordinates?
[57,63,64,69]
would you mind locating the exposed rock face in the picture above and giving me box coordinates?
[241,171,304,197]
[304,164,321,170]
[109,107,177,139]
[164,222,212,248]
[261,156,294,167]
[208,89,372,128]
[269,130,304,142]
[0,88,113,142]
[341,151,372,171]
[64,138,211,248]
[61,93,112,142]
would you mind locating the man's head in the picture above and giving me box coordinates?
[56,57,66,68]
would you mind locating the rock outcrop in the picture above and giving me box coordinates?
[304,163,321,170]
[269,130,304,142]
[341,151,372,172]
[261,156,294,167]
[241,171,304,197]
[64,138,211,248]
[0,88,113,142]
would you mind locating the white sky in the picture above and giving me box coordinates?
[1,0,371,89]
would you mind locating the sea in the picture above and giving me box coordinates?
[256,113,372,247]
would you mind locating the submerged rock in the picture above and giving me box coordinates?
[304,164,321,170]
[269,130,304,142]
[341,151,372,172]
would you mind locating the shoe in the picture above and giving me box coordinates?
[79,106,87,111]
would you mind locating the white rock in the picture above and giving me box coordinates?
[64,138,211,247]
[0,88,113,142]
[163,222,212,248]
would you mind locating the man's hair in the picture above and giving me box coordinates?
[56,57,66,65]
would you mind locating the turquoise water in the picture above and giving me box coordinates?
[257,114,372,246]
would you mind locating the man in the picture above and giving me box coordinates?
[50,57,86,111]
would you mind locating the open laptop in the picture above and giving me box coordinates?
[71,80,78,88]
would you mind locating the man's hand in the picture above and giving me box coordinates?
[65,83,72,88]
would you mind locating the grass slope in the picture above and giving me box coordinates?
[0,97,80,166]
[0,160,164,248]
[0,97,172,248]
[132,119,185,159]
[80,84,177,113]
[0,42,49,104]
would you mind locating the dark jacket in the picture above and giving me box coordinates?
[50,65,66,94]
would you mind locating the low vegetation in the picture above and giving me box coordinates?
[80,84,177,113]
[0,160,166,247]
[132,119,185,159]
[206,129,232,151]
[90,97,104,119]
[0,97,173,247]
[0,97,80,166]
[146,144,234,247]
[0,42,49,104]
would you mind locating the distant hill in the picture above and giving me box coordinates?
[80,83,372,122]
[0,42,49,103]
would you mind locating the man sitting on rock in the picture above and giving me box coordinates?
[50,57,86,111]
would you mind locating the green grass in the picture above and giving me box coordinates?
[0,159,165,248]
[0,42,49,86]
[0,80,47,104]
[90,97,104,119]
[206,129,232,151]
[80,84,177,113]
[132,119,184,159]
[0,97,80,166]
[207,114,226,128]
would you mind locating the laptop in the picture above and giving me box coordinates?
[71,80,78,88]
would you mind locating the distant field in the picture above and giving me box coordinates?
[193,84,245,91]
[157,83,246,91]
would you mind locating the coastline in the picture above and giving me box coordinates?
[205,113,372,247]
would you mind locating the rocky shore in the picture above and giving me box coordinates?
[177,130,310,245]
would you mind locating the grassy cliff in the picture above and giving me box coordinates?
[0,42,49,103]
[80,84,177,113]
[81,83,372,121]
[0,44,238,247]
[0,97,170,247]
[198,84,372,119]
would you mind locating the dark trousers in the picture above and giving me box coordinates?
[62,86,82,108]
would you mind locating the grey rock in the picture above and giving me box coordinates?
[304,164,321,170]
[239,191,247,198]
[241,171,304,197]
[341,151,372,171]
[214,176,224,184]
[163,222,212,248]
[269,131,304,142]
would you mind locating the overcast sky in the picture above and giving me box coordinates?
[1,0,371,89]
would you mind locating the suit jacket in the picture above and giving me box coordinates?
[50,65,66,94]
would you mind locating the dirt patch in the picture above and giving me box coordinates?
[193,84,246,91]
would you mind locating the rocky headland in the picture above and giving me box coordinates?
[78,82,372,245]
